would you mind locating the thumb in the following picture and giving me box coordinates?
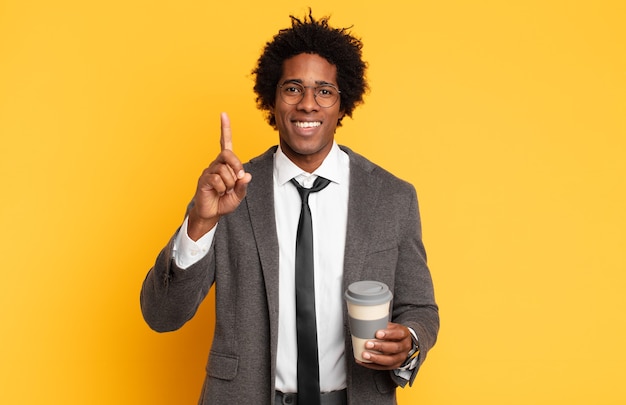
[233,172,252,200]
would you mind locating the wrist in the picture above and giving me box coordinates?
[188,208,218,241]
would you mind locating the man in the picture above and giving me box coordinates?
[141,11,439,405]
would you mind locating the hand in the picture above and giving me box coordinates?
[357,323,413,370]
[187,112,252,240]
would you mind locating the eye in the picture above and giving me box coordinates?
[283,84,303,94]
[317,86,336,98]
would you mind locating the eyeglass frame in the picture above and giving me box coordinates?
[277,80,342,108]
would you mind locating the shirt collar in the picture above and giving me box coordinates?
[274,142,348,187]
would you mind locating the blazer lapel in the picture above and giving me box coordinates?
[245,147,280,309]
[342,147,383,287]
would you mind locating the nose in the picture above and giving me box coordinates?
[297,88,319,112]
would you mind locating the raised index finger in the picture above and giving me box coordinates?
[220,112,233,151]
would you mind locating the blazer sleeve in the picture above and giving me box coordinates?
[389,185,439,385]
[140,229,215,332]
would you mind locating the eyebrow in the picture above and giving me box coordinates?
[281,79,337,86]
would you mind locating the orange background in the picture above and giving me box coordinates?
[1,1,625,404]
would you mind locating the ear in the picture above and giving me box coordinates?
[336,109,346,126]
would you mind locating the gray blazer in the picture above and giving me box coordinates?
[141,145,439,405]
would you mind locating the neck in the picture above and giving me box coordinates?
[279,140,334,173]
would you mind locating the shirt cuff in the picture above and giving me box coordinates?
[394,367,414,382]
[173,216,216,269]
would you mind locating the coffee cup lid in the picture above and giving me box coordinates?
[344,281,393,305]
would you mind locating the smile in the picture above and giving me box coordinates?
[294,121,321,128]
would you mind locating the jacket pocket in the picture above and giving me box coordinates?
[365,244,398,271]
[206,351,239,381]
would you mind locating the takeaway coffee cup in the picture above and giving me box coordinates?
[344,280,393,363]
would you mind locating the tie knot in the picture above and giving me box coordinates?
[291,176,331,203]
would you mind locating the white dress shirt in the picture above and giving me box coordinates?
[173,142,350,393]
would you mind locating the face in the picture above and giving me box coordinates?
[274,53,345,172]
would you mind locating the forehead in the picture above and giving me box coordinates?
[280,53,338,84]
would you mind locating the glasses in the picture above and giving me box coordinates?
[278,81,341,108]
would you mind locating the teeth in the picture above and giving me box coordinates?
[295,121,321,128]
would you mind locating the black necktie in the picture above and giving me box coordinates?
[291,176,331,405]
